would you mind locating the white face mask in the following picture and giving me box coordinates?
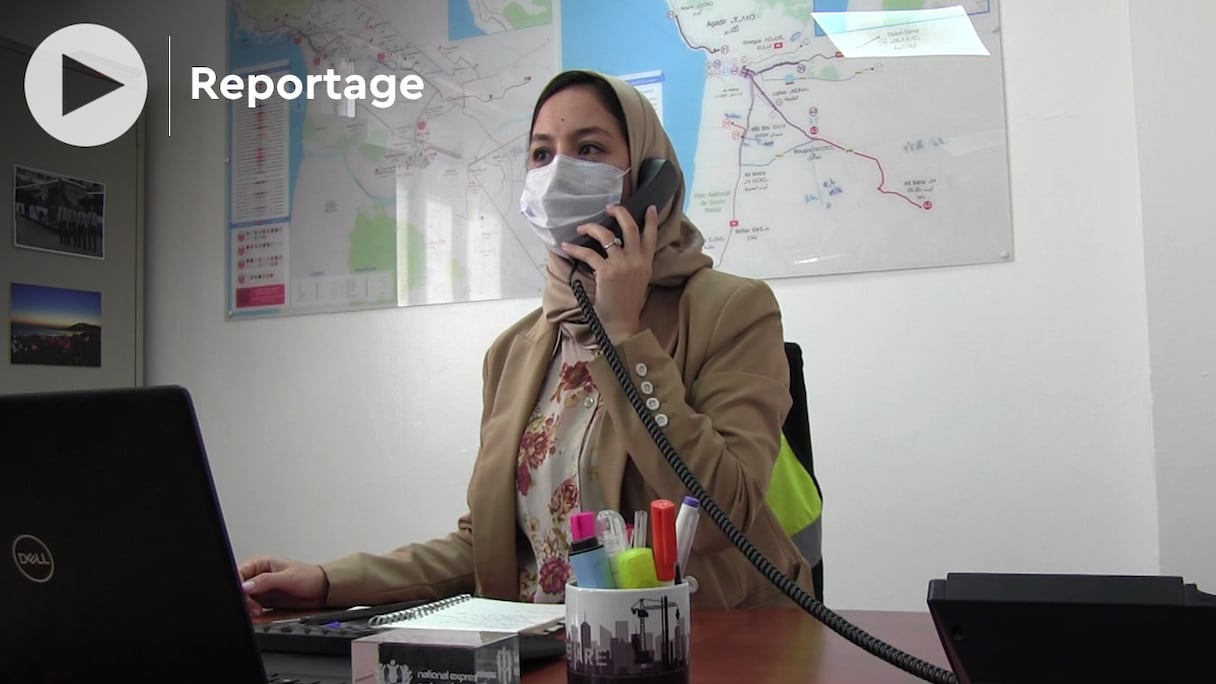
[519,155,625,253]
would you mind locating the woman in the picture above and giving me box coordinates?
[240,70,815,611]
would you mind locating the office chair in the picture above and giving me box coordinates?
[780,341,824,600]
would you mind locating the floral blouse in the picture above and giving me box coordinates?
[515,334,608,603]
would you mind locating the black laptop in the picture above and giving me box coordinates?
[0,386,348,683]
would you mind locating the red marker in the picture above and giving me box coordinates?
[650,499,678,584]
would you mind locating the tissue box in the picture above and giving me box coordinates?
[352,629,520,684]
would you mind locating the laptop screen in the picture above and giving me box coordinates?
[1,386,268,682]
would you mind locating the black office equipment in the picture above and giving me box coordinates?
[0,386,348,684]
[927,572,1216,683]
[255,622,382,656]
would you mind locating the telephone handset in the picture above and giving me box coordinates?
[569,158,679,259]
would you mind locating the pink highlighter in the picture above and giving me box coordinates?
[569,511,615,589]
[570,511,598,543]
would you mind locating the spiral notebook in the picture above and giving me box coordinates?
[367,594,565,633]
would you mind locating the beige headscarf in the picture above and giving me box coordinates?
[537,70,713,346]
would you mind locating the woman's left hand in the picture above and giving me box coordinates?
[561,204,660,344]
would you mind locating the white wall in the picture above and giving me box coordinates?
[774,0,1159,609]
[1129,3,1216,592]
[7,1,1187,611]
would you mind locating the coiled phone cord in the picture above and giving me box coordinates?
[569,274,957,684]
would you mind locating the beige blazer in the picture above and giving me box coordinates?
[323,268,816,610]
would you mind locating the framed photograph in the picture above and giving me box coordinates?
[10,282,102,367]
[13,164,105,259]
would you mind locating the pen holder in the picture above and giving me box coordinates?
[564,580,690,684]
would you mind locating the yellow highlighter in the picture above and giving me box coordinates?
[614,548,661,589]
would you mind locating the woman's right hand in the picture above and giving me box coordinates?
[237,555,329,616]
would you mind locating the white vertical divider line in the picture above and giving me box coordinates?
[167,35,171,137]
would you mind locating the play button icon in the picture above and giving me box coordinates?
[24,24,147,147]
[62,54,125,116]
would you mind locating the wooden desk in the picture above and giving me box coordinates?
[522,608,950,683]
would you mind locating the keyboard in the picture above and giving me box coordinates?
[262,651,352,684]
[253,600,422,657]
[254,621,378,656]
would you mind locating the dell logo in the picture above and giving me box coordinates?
[18,552,52,565]
[12,534,55,583]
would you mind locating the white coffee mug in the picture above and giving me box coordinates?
[564,580,691,683]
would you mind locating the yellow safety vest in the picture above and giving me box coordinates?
[767,433,822,537]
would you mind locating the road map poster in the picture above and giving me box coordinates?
[226,0,1010,318]
[562,0,1011,279]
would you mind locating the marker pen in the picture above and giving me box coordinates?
[614,548,661,589]
[570,511,598,543]
[569,536,616,589]
[674,496,700,575]
[650,499,677,585]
